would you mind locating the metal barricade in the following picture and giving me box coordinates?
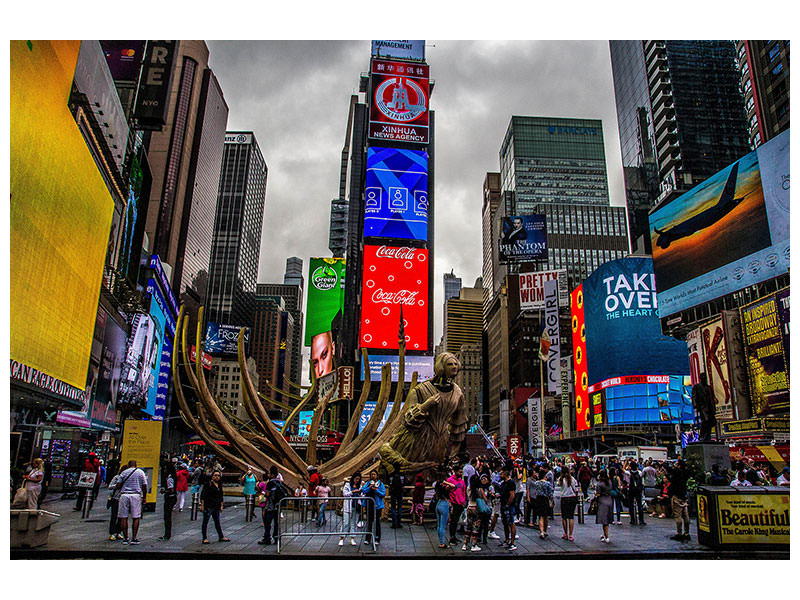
[276,496,376,554]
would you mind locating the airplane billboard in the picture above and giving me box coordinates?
[649,130,789,317]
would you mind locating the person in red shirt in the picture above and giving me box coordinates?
[307,465,321,522]
[175,463,190,511]
[74,452,101,511]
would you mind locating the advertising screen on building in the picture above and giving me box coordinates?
[571,285,590,431]
[650,129,789,317]
[588,375,694,425]
[360,245,429,351]
[205,322,251,356]
[699,316,735,421]
[369,59,429,145]
[360,355,435,382]
[499,215,547,263]
[371,40,425,61]
[305,257,346,346]
[364,146,428,241]
[581,256,689,386]
[11,40,114,390]
[118,313,161,410]
[100,40,146,81]
[146,295,168,417]
[358,401,396,434]
[741,291,790,416]
[519,269,568,310]
[91,315,126,430]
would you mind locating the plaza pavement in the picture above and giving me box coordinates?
[11,487,787,559]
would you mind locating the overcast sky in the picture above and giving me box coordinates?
[207,40,626,358]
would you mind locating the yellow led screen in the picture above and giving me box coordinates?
[10,40,114,389]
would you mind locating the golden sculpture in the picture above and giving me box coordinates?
[172,306,463,489]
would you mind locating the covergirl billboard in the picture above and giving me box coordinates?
[359,245,429,351]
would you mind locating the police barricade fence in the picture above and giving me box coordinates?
[276,495,376,553]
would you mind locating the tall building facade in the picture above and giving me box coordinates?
[610,40,751,252]
[206,132,267,328]
[210,357,260,423]
[498,116,629,289]
[443,270,462,302]
[256,282,304,390]
[736,40,790,148]
[328,198,349,257]
[444,286,482,354]
[283,257,304,288]
[456,343,482,427]
[251,294,294,417]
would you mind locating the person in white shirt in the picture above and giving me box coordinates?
[730,470,752,487]
[776,467,789,487]
[116,460,149,544]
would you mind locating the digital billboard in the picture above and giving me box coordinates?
[499,215,547,263]
[581,256,689,386]
[369,59,429,144]
[571,285,590,432]
[305,258,346,345]
[91,314,126,430]
[205,322,251,356]
[11,40,115,389]
[118,313,161,410]
[371,40,425,61]
[589,375,694,425]
[650,129,789,317]
[360,355,435,382]
[358,401,396,434]
[360,245,429,351]
[364,146,428,241]
[100,40,146,81]
[298,411,314,438]
[145,295,168,417]
[519,269,568,310]
[741,291,789,416]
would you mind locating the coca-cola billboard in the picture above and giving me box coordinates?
[360,245,429,351]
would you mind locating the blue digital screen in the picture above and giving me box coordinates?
[603,376,694,425]
[145,294,167,417]
[364,146,428,241]
[582,256,689,386]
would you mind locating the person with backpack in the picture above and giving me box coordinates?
[628,462,646,526]
[388,471,405,529]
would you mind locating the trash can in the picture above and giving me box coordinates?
[10,509,61,548]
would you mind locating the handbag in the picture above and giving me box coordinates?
[12,483,28,508]
[587,496,598,515]
[476,497,491,515]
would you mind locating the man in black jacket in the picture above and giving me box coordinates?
[388,471,405,529]
[628,462,646,526]
[668,460,690,541]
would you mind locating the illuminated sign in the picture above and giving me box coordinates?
[298,411,314,438]
[571,285,590,432]
[650,130,789,317]
[305,257,346,346]
[498,215,547,263]
[581,257,689,386]
[716,493,790,545]
[371,40,425,61]
[364,146,428,241]
[519,269,568,310]
[369,59,429,144]
[133,40,177,131]
[591,389,605,427]
[360,245,429,351]
[10,360,87,406]
[360,355,434,382]
[205,323,251,355]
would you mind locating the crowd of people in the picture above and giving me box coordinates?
[12,446,788,552]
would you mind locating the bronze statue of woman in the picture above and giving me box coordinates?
[378,352,468,477]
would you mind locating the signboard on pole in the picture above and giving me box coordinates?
[544,278,561,394]
[527,394,541,457]
[507,434,522,459]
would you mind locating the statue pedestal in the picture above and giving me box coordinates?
[683,442,731,473]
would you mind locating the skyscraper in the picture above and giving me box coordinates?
[206,132,267,328]
[443,269,462,302]
[609,40,751,252]
[328,197,349,257]
[444,286,482,354]
[251,294,294,417]
[256,280,304,389]
[735,40,790,148]
[283,257,304,289]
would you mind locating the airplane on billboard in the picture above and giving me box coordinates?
[653,161,754,249]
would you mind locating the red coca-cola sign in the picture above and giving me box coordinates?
[360,244,428,351]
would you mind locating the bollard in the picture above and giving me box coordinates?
[244,495,254,522]
[577,491,585,524]
[190,492,200,521]
[81,488,94,519]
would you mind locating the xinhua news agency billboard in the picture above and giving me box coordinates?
[650,129,789,317]
[360,245,429,351]
[499,215,547,263]
[364,146,428,241]
[369,59,429,144]
[305,257,346,346]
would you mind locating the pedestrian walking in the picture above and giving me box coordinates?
[557,466,579,541]
[498,468,517,551]
[446,467,466,544]
[116,460,148,545]
[433,477,452,548]
[22,458,44,510]
[531,468,554,539]
[106,466,124,541]
[159,462,177,540]
[388,471,405,529]
[361,470,385,545]
[668,460,691,541]
[200,470,230,544]
[240,466,257,520]
[628,462,646,526]
[461,474,483,552]
[595,470,613,543]
[175,462,189,512]
[525,469,540,528]
[339,472,362,546]
[316,477,331,527]
[410,473,425,526]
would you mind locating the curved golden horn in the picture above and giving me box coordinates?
[280,360,318,436]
